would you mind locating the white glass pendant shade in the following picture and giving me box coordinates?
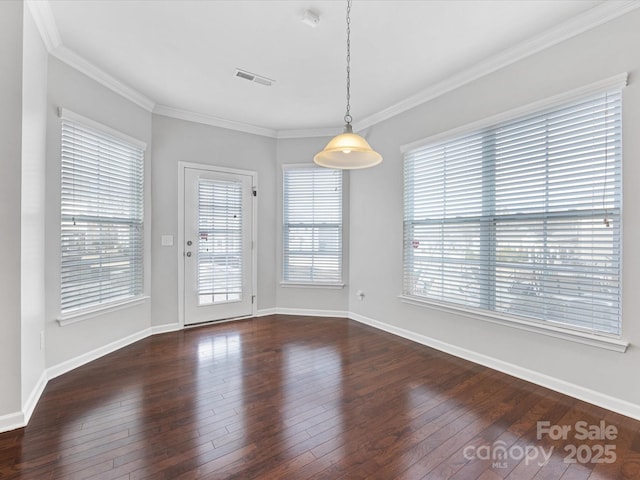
[314,128,382,169]
[314,0,382,170]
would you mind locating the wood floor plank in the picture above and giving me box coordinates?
[1,315,638,480]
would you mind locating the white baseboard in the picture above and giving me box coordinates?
[2,315,254,434]
[1,326,160,434]
[0,410,24,434]
[349,312,640,421]
[42,314,304,390]
[273,307,349,318]
[150,323,182,335]
[241,307,351,319]
[46,327,152,381]
[4,308,637,435]
[2,327,155,434]
[1,327,158,434]
[22,371,47,426]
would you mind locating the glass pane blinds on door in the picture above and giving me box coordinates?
[198,179,243,305]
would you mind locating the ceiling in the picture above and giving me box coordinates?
[35,0,635,136]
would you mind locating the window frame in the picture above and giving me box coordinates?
[400,75,628,352]
[282,164,344,287]
[57,109,147,324]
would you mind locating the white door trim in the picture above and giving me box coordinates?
[177,161,258,328]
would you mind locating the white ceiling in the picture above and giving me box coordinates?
[36,0,636,136]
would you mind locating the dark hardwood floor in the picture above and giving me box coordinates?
[1,315,639,479]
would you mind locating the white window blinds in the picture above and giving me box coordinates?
[404,89,622,336]
[283,166,343,284]
[197,179,243,304]
[60,116,145,314]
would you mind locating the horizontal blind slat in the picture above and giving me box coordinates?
[283,167,343,283]
[403,89,622,336]
[60,118,145,314]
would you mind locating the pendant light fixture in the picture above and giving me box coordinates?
[314,0,382,170]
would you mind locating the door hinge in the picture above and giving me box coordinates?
[251,295,256,304]
[252,187,257,197]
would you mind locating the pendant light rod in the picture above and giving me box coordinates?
[313,0,382,169]
[345,0,352,127]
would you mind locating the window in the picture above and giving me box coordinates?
[197,178,243,304]
[403,89,622,336]
[60,111,145,316]
[283,165,343,284]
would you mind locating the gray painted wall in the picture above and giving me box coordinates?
[348,9,640,406]
[44,57,153,368]
[150,114,278,327]
[3,2,639,427]
[0,0,24,417]
[275,137,350,313]
[21,1,48,407]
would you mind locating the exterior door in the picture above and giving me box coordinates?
[184,167,253,325]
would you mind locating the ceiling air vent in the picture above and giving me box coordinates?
[234,69,274,87]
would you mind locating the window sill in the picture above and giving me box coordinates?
[57,296,149,327]
[398,295,628,353]
[280,282,345,289]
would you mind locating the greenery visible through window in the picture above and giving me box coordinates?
[403,90,622,336]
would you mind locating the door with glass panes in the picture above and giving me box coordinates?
[184,167,253,325]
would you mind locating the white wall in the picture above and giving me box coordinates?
[21,1,48,410]
[348,9,640,409]
[275,137,350,313]
[150,114,278,326]
[0,0,24,420]
[44,57,153,368]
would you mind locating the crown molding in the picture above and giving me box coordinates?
[25,0,154,113]
[23,0,640,137]
[356,0,640,131]
[25,0,62,51]
[154,108,341,140]
[153,105,277,138]
[276,127,340,139]
[52,46,155,112]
